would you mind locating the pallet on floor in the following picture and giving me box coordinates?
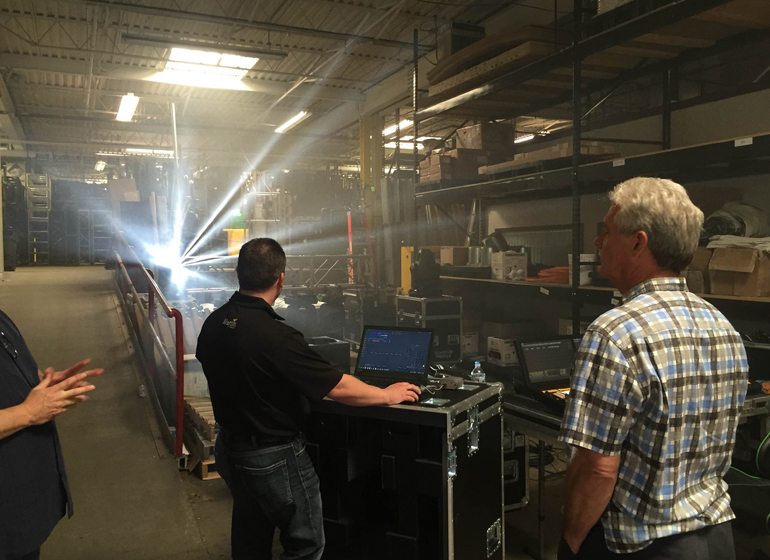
[195,457,220,481]
[182,406,219,481]
[184,396,216,441]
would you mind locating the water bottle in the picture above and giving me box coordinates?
[469,360,486,383]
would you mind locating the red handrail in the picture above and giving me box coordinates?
[113,233,186,458]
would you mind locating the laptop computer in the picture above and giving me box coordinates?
[515,337,577,415]
[354,326,433,389]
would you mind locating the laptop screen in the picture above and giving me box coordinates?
[518,338,576,390]
[355,326,432,384]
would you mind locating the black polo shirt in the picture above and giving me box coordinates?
[195,292,343,443]
[0,310,71,557]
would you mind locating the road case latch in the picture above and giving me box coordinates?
[486,518,502,557]
[468,405,480,457]
[447,445,457,480]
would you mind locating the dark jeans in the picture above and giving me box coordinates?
[215,434,324,560]
[575,520,735,560]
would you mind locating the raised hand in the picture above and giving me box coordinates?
[22,370,97,425]
[41,358,104,386]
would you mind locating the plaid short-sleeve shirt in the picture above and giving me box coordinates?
[559,277,748,553]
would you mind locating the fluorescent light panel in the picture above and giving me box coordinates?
[116,93,140,122]
[275,110,310,133]
[149,47,258,91]
[514,134,535,144]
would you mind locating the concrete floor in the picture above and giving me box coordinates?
[1,266,767,559]
[0,266,231,560]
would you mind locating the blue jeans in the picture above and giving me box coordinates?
[215,434,324,560]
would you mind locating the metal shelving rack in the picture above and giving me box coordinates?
[25,174,51,265]
[411,0,770,331]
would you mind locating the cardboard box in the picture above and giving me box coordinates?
[685,247,712,293]
[440,246,469,266]
[567,253,597,286]
[419,154,455,184]
[708,248,770,297]
[445,148,490,180]
[684,270,705,294]
[462,332,479,355]
[455,123,513,151]
[491,251,528,281]
[558,318,592,336]
[487,337,518,366]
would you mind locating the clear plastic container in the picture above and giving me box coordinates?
[469,360,486,383]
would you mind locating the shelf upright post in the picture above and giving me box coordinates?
[662,67,674,150]
[570,0,585,340]
[412,28,421,257]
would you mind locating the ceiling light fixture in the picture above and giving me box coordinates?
[382,119,413,137]
[514,134,535,144]
[275,110,311,134]
[149,47,259,91]
[94,160,107,172]
[116,93,140,122]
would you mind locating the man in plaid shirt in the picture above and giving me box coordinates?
[558,177,748,559]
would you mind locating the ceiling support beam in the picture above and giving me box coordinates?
[57,0,432,51]
[0,72,26,146]
[0,54,367,103]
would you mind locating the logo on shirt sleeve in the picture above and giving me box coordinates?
[222,318,238,329]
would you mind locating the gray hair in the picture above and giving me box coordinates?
[609,177,703,274]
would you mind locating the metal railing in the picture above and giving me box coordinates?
[112,233,185,458]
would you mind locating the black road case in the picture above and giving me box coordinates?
[307,383,504,560]
[396,295,462,364]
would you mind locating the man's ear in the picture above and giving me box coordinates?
[276,272,285,290]
[632,230,649,254]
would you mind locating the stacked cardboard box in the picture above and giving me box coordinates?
[684,247,713,294]
[479,140,617,175]
[707,248,770,297]
[455,123,513,161]
[419,154,455,184]
[440,246,469,265]
[684,246,770,297]
[445,148,491,181]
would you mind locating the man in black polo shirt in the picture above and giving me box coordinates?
[196,238,420,560]
[0,311,103,560]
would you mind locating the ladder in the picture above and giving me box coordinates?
[25,174,51,265]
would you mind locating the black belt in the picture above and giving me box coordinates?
[219,429,297,448]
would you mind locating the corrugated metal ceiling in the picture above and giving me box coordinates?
[0,0,512,173]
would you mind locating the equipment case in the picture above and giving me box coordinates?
[307,383,504,560]
[396,295,462,363]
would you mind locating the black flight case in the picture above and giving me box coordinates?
[306,382,504,560]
